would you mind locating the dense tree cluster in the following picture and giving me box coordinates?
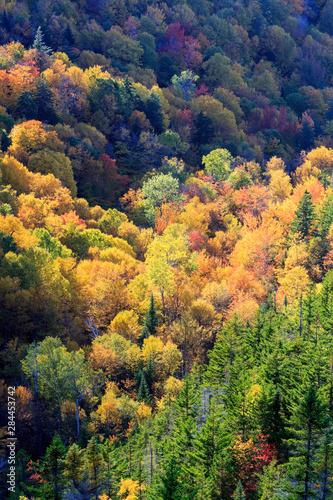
[2,0,333,499]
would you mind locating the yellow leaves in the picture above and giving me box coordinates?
[277,265,310,302]
[266,156,286,172]
[164,376,183,399]
[136,401,152,424]
[118,478,144,500]
[142,336,164,363]
[161,341,182,376]
[268,169,292,201]
[246,383,261,404]
[146,223,189,297]
[0,155,32,194]
[0,214,38,250]
[190,299,216,327]
[96,385,121,428]
[306,146,333,173]
[177,196,209,234]
[109,310,141,342]
[284,240,309,270]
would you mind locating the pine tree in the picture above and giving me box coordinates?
[194,111,214,146]
[43,433,66,500]
[255,385,289,460]
[159,456,196,500]
[144,92,164,134]
[283,386,328,499]
[189,401,230,500]
[36,77,58,124]
[233,480,246,499]
[145,294,159,336]
[174,377,199,419]
[86,437,105,500]
[137,372,152,405]
[16,90,38,119]
[33,26,52,54]
[204,316,243,387]
[139,295,159,347]
[291,190,315,239]
[63,443,85,488]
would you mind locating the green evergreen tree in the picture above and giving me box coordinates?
[291,190,315,238]
[194,111,214,146]
[204,316,243,388]
[144,92,164,134]
[145,294,159,336]
[137,372,152,405]
[36,77,58,124]
[233,480,246,500]
[43,433,66,500]
[174,377,199,419]
[255,384,289,460]
[283,386,328,499]
[159,456,196,500]
[63,443,85,488]
[86,437,105,500]
[16,90,38,119]
[140,294,159,346]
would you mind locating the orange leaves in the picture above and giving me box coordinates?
[0,62,38,108]
[9,120,63,164]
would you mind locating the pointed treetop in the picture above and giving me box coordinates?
[33,26,52,55]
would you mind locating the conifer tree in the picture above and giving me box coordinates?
[36,77,58,124]
[137,372,152,405]
[255,385,289,460]
[139,295,159,347]
[145,294,159,336]
[283,386,328,499]
[63,443,85,488]
[16,90,38,120]
[291,190,315,239]
[204,316,243,387]
[86,437,105,500]
[33,26,52,54]
[194,111,214,146]
[233,480,246,500]
[174,377,199,419]
[43,433,66,500]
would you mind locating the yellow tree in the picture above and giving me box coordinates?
[145,224,189,314]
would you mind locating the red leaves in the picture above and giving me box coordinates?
[189,231,204,252]
[159,23,202,69]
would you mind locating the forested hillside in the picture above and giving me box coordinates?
[1,0,333,498]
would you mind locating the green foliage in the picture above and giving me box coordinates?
[171,70,199,102]
[202,148,234,181]
[291,190,315,238]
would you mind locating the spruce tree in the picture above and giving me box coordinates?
[16,90,38,119]
[137,372,152,405]
[86,437,105,500]
[233,480,246,500]
[283,386,328,499]
[174,377,199,419]
[139,294,159,346]
[204,316,243,387]
[63,443,85,488]
[145,294,159,336]
[36,77,58,124]
[33,26,52,54]
[291,190,315,238]
[194,111,214,146]
[43,433,66,500]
